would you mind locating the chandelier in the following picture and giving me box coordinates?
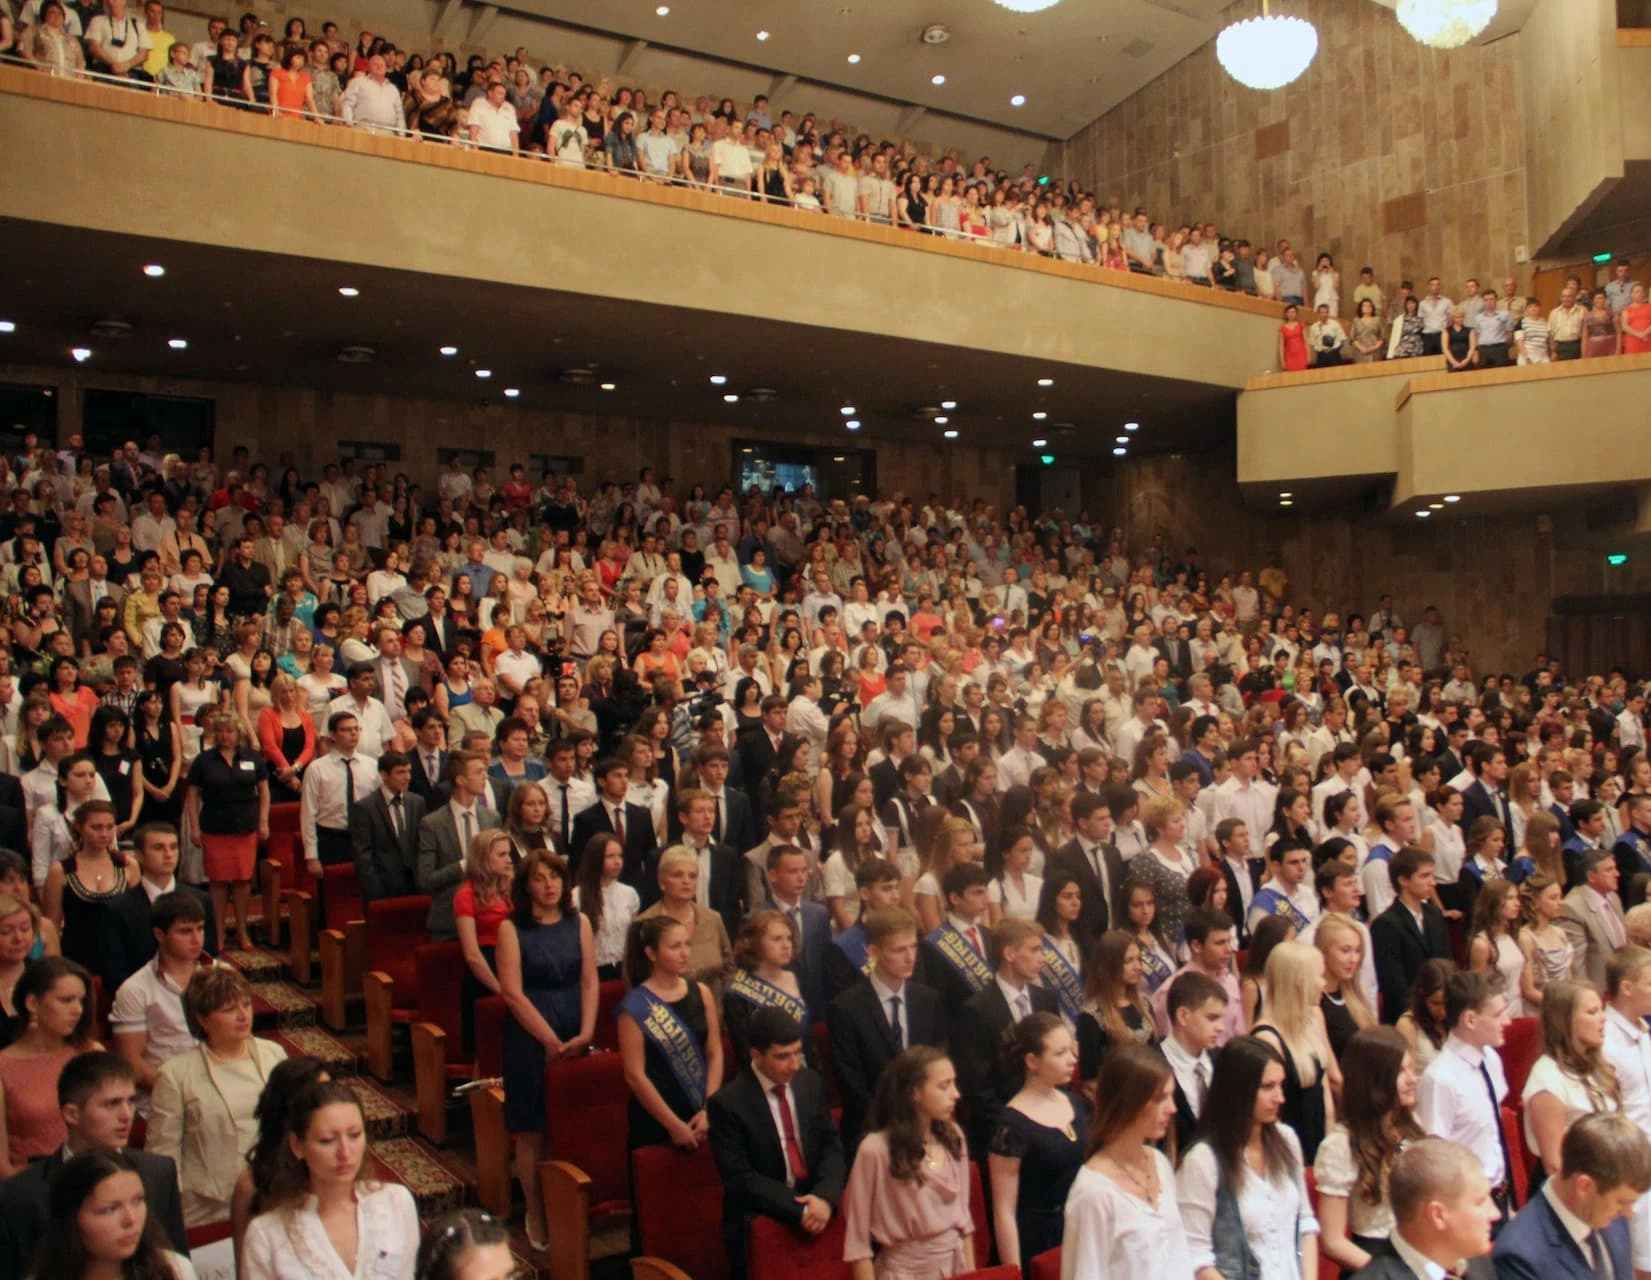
[992,0,1061,11]
[1215,1,1318,91]
[1395,0,1498,49]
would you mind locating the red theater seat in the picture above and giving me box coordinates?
[748,1214,851,1280]
[407,940,470,1142]
[257,807,315,979]
[1500,1017,1540,1102]
[633,1143,728,1280]
[1028,1248,1062,1280]
[359,894,432,1081]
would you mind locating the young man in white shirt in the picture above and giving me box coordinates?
[1416,969,1514,1224]
[1160,968,1227,1151]
[995,715,1047,793]
[1248,838,1319,935]
[110,892,211,1100]
[1152,906,1244,1043]
[300,711,379,876]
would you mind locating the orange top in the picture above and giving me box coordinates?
[270,67,310,116]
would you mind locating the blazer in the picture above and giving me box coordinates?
[1051,837,1126,943]
[1493,1186,1631,1280]
[760,897,832,1018]
[868,757,900,811]
[117,880,219,973]
[569,798,659,889]
[1558,884,1626,989]
[673,788,756,855]
[416,802,501,937]
[737,726,783,792]
[1370,897,1453,1022]
[707,1067,847,1274]
[1172,1078,1200,1154]
[1353,1241,1495,1280]
[1217,855,1268,946]
[639,840,744,940]
[0,770,27,857]
[422,610,461,661]
[826,976,947,1143]
[148,1037,289,1211]
[65,578,126,647]
[408,748,447,805]
[0,1145,188,1276]
[952,980,1060,1157]
[350,787,426,901]
[1461,780,1514,844]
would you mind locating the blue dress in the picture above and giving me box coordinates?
[502,911,584,1133]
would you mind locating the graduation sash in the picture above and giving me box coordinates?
[1138,941,1175,993]
[726,968,809,1025]
[834,924,873,976]
[618,985,707,1111]
[926,922,994,992]
[1253,886,1312,932]
[1040,936,1083,1024]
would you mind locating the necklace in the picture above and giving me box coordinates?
[1104,1150,1157,1202]
[1325,990,1346,1006]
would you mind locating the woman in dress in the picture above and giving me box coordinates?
[1619,282,1651,354]
[843,1045,976,1280]
[1122,879,1176,998]
[241,1080,418,1280]
[634,847,734,994]
[1395,957,1455,1074]
[1035,871,1086,1027]
[1312,254,1341,315]
[1278,305,1309,373]
[1129,797,1197,946]
[134,689,183,829]
[1176,1035,1320,1280]
[1076,929,1155,1092]
[823,802,883,932]
[1312,913,1376,1061]
[1251,941,1337,1163]
[1522,980,1620,1182]
[256,673,315,806]
[185,712,269,952]
[0,956,98,1174]
[1467,876,1526,1018]
[989,826,1043,925]
[170,648,220,767]
[1313,1026,1424,1271]
[42,800,133,997]
[571,832,639,983]
[1518,872,1572,1011]
[498,848,597,1251]
[32,1148,196,1280]
[88,705,143,838]
[1062,1042,1187,1280]
[49,657,100,750]
[1583,290,1620,358]
[454,829,513,1053]
[1391,295,1426,359]
[1349,298,1385,363]
[1443,306,1478,372]
[723,909,813,1067]
[31,751,103,892]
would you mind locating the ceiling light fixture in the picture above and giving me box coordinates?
[600,382,616,391]
[439,345,458,356]
[1115,436,1128,444]
[1444,494,1461,503]
[756,29,769,40]
[993,0,1061,13]
[504,388,520,398]
[840,406,856,416]
[1279,499,1294,507]
[1216,0,1319,90]
[1032,411,1047,420]
[931,74,946,86]
[935,416,949,425]
[1037,377,1053,386]
[944,429,959,439]
[168,338,188,350]
[475,368,491,378]
[1395,0,1496,49]
[1124,422,1139,432]
[724,393,740,403]
[1031,438,1047,447]
[655,4,669,13]
[338,286,360,297]
[846,53,861,63]
[1010,94,1026,107]
[1112,447,1127,456]
[71,347,92,362]
[940,400,957,410]
[1280,491,1293,498]
[143,264,165,277]
[1429,502,1445,510]
[709,374,727,385]
[1416,510,1431,518]
[0,321,15,334]
[846,420,861,430]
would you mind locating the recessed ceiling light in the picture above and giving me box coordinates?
[1037,377,1053,387]
[1280,491,1293,498]
[847,53,861,63]
[1123,422,1139,432]
[1032,411,1047,420]
[338,287,359,297]
[840,406,856,415]
[931,74,946,85]
[600,382,616,391]
[846,419,860,430]
[475,368,491,378]
[935,416,949,425]
[756,29,769,40]
[1429,502,1444,510]
[655,4,669,13]
[1031,438,1047,447]
[833,455,846,462]
[1112,447,1127,456]
[0,321,16,334]
[1416,510,1431,518]
[940,400,957,410]
[504,388,520,398]
[71,347,92,362]
[943,429,959,439]
[1444,494,1461,503]
[1279,499,1294,507]
[724,393,740,403]
[1115,436,1128,444]
[143,264,165,277]
[709,374,727,385]
[1010,94,1026,107]
[439,345,458,356]
[168,338,188,350]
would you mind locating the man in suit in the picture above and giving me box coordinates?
[659,787,743,939]
[760,845,831,1018]
[921,863,996,1018]
[1559,849,1628,990]
[826,907,946,1144]
[867,718,916,812]
[351,750,425,901]
[708,1008,846,1280]
[952,919,1059,1158]
[64,552,126,650]
[1612,794,1651,894]
[422,585,460,661]
[1348,1138,1498,1280]
[406,708,450,806]
[736,695,789,790]
[1437,720,1473,786]
[930,732,978,809]
[415,749,501,939]
[690,742,756,853]
[1371,846,1453,1023]
[1212,816,1265,945]
[744,792,824,909]
[570,757,658,888]
[1461,744,1513,843]
[1492,1114,1648,1280]
[825,859,904,1001]
[373,625,422,723]
[1160,970,1227,1153]
[1052,790,1125,942]
[116,821,217,971]
[0,1052,189,1276]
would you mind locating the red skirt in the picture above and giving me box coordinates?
[201,831,257,882]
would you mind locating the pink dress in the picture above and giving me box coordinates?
[0,1047,79,1162]
[843,1130,975,1280]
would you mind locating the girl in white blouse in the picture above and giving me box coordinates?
[1062,1043,1190,1280]
[571,833,640,982]
[1521,980,1621,1176]
[241,1080,419,1280]
[1176,1035,1320,1280]
[989,827,1043,925]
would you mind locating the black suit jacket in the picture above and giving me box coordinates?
[0,771,26,860]
[1051,837,1125,944]
[826,976,946,1144]
[350,788,426,901]
[932,763,967,809]
[1355,1241,1495,1280]
[0,1146,188,1277]
[673,789,757,855]
[569,799,660,889]
[117,880,218,973]
[708,1067,846,1275]
[1156,637,1193,683]
[1461,780,1513,844]
[1217,855,1267,946]
[1493,1183,1631,1280]
[869,757,900,812]
[737,727,782,794]
[408,749,447,805]
[1171,1077,1201,1154]
[423,610,460,661]
[1370,898,1453,1023]
[953,981,1060,1157]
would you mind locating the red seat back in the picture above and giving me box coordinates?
[1501,1105,1533,1207]
[748,1215,850,1280]
[1501,1017,1540,1102]
[953,1268,1019,1280]
[968,1160,990,1260]
[264,829,314,895]
[1305,1168,1339,1280]
[812,1020,839,1105]
[322,863,364,932]
[412,941,466,1059]
[594,978,626,1052]
[473,996,507,1077]
[266,801,301,846]
[545,1053,632,1211]
[365,895,430,1002]
[633,1143,727,1280]
[1028,1249,1061,1280]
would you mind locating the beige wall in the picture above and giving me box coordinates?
[1061,0,1530,304]
[1620,44,1651,157]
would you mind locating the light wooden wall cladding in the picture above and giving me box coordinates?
[1062,0,1531,305]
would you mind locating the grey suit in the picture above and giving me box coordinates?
[65,577,126,648]
[1559,883,1626,988]
[416,801,501,938]
[351,786,426,901]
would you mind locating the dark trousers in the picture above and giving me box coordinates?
[315,826,352,866]
[1315,347,1344,367]
[1422,331,1444,356]
[1556,339,1582,361]
[1479,343,1510,368]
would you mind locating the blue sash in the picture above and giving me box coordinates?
[834,925,873,976]
[618,985,707,1112]
[726,968,809,1026]
[925,923,994,992]
[1138,941,1174,994]
[1040,936,1083,1024]
[1253,886,1311,932]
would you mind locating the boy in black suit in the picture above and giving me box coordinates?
[1370,845,1453,1023]
[569,756,658,886]
[921,862,996,1018]
[708,1009,846,1280]
[1159,969,1227,1154]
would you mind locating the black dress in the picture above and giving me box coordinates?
[268,722,308,804]
[1076,1003,1152,1083]
[137,721,182,826]
[1254,1022,1327,1162]
[93,750,140,828]
[988,1093,1094,1269]
[625,982,709,1148]
[60,856,133,997]
[1321,991,1360,1061]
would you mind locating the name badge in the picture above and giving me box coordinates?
[118,760,131,775]
[238,759,256,772]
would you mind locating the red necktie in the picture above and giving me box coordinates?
[612,805,625,844]
[773,1085,807,1182]
[966,926,983,956]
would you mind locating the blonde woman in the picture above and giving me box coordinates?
[455,828,514,1050]
[634,846,734,996]
[912,815,982,935]
[1506,762,1543,852]
[1251,941,1337,1163]
[1518,872,1573,1010]
[1521,980,1620,1177]
[1312,913,1376,1062]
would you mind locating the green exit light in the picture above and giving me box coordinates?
[1040,454,1055,465]
[1593,252,1614,264]
[1608,553,1629,566]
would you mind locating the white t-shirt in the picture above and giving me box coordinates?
[84,12,151,64]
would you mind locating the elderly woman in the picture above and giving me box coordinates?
[633,846,734,997]
[185,711,270,952]
[149,966,287,1227]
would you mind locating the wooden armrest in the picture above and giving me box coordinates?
[260,858,283,944]
[410,1020,448,1144]
[284,890,313,984]
[541,1160,592,1280]
[319,920,366,1029]
[631,1260,694,1280]
[362,968,396,1082]
[470,1085,510,1216]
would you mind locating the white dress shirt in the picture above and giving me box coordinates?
[240,1182,418,1280]
[1416,1033,1509,1189]
[1162,1034,1212,1118]
[326,693,394,757]
[869,972,909,1045]
[299,751,379,862]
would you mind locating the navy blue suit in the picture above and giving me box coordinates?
[1492,1187,1631,1280]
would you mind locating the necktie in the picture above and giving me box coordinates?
[1014,991,1031,1020]
[1479,1060,1513,1190]
[387,660,405,715]
[714,792,725,843]
[461,808,475,848]
[390,792,403,841]
[966,925,983,956]
[789,907,801,940]
[1589,1231,1612,1280]
[773,1085,808,1183]
[1605,897,1627,948]
[1194,1058,1210,1112]
[888,994,903,1049]
[559,783,572,849]
[613,805,625,844]
[343,757,357,816]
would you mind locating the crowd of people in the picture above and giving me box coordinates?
[0,413,1646,1280]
